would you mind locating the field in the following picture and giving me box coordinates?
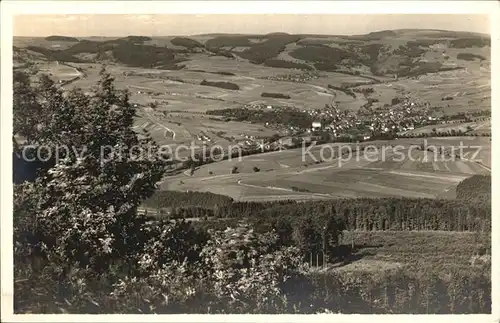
[13,29,493,315]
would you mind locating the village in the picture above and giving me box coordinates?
[199,91,491,156]
[236,96,441,139]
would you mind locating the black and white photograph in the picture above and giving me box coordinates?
[1,1,499,320]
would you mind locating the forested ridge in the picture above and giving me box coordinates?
[146,185,491,233]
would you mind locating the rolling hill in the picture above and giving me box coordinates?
[14,29,490,78]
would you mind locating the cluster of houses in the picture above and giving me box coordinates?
[304,98,441,138]
[261,71,320,83]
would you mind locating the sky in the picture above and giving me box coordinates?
[13,14,490,37]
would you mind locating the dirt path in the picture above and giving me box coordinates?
[141,107,177,140]
[237,179,332,197]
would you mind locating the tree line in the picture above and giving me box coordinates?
[456,175,490,203]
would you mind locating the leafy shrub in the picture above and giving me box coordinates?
[291,186,310,192]
[119,36,152,43]
[209,49,235,58]
[108,260,211,313]
[290,46,353,64]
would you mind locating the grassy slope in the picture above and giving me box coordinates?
[336,230,490,273]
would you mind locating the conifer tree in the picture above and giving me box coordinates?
[13,68,167,272]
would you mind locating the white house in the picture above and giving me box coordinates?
[312,121,322,130]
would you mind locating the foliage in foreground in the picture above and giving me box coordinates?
[456,175,491,203]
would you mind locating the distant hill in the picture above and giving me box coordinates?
[118,35,152,43]
[45,35,79,42]
[171,37,204,49]
[19,37,187,69]
[14,29,491,77]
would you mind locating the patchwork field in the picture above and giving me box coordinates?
[162,137,490,201]
[44,57,490,148]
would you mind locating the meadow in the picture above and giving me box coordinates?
[162,137,490,201]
